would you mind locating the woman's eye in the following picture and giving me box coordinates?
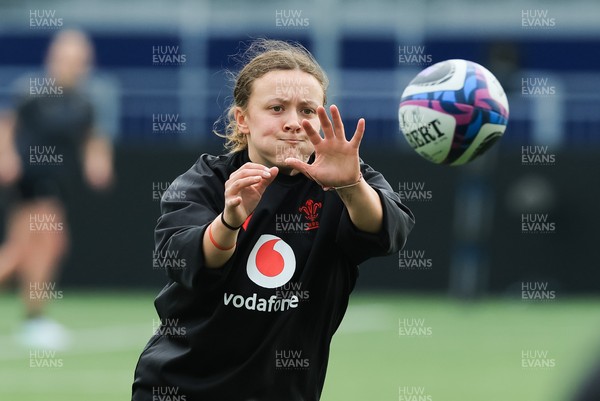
[271,106,283,112]
[302,108,315,115]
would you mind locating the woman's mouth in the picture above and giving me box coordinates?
[279,138,303,144]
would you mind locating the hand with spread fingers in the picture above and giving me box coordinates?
[285,105,364,190]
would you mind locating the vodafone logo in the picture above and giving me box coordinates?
[223,235,298,313]
[246,234,296,289]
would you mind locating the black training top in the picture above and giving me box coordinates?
[9,77,95,200]
[132,150,414,401]
[14,85,94,176]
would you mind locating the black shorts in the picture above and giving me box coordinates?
[14,171,67,202]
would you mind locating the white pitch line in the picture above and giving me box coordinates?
[337,303,395,334]
[0,303,394,361]
[0,324,152,361]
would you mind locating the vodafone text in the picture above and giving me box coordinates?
[224,292,299,312]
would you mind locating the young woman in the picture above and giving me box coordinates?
[132,39,414,401]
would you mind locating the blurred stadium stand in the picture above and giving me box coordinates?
[1,0,599,147]
[0,0,598,294]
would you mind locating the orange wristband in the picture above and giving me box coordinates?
[208,223,235,251]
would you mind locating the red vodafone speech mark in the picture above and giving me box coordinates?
[247,234,296,289]
[255,239,284,277]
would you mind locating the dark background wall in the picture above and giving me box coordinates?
[6,146,589,295]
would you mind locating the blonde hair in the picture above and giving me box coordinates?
[214,39,329,153]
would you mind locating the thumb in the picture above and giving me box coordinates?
[263,166,279,186]
[285,158,320,184]
[284,157,309,174]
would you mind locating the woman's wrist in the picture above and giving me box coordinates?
[220,212,243,231]
[206,214,240,253]
[208,223,236,251]
[332,172,363,191]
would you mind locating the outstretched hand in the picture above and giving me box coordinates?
[285,105,364,190]
[223,163,279,227]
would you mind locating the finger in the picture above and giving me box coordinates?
[225,175,262,196]
[330,105,346,141]
[230,162,271,179]
[225,196,242,208]
[240,162,271,171]
[350,118,365,149]
[301,120,323,147]
[253,166,279,193]
[317,106,335,140]
[234,162,271,176]
[284,157,309,174]
[285,161,321,185]
[255,166,279,187]
[300,168,326,188]
[230,168,272,181]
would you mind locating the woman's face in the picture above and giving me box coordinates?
[235,69,324,174]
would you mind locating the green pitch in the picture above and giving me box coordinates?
[0,291,598,401]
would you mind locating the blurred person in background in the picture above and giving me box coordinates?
[0,29,117,349]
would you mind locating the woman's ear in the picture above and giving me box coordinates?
[234,107,250,134]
